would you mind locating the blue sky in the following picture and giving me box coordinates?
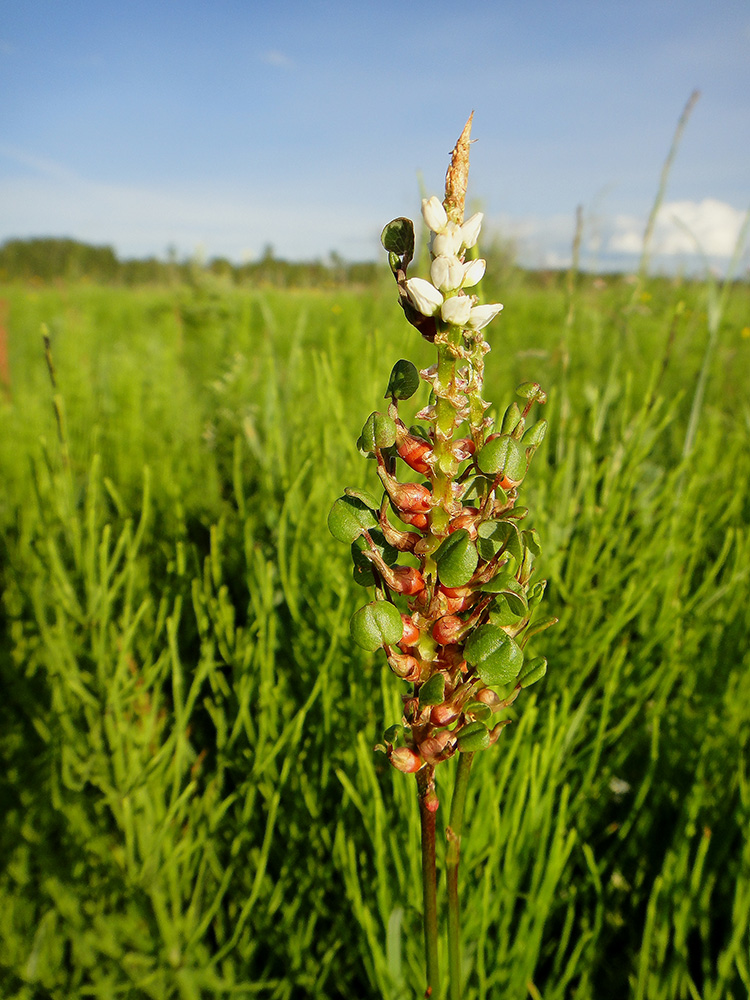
[1,0,748,270]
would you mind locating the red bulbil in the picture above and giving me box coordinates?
[397,434,432,475]
[432,614,464,645]
[448,506,480,539]
[397,509,429,530]
[400,614,421,647]
[439,584,478,614]
[389,747,423,773]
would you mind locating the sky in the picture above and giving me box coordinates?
[1,0,749,272]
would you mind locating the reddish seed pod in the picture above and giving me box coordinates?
[432,614,465,646]
[436,643,467,673]
[400,614,421,647]
[378,507,420,552]
[377,463,432,514]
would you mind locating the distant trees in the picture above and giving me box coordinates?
[0,237,382,287]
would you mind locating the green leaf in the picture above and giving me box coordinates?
[464,623,524,686]
[476,520,522,563]
[500,401,522,434]
[466,701,493,722]
[385,360,420,400]
[476,435,526,482]
[383,724,405,746]
[455,721,490,752]
[361,411,397,452]
[517,656,547,688]
[481,575,528,617]
[350,531,397,586]
[350,601,404,652]
[523,528,542,556]
[418,673,446,706]
[328,495,377,544]
[522,616,558,642]
[434,529,479,588]
[344,485,382,510]
[522,419,548,450]
[488,594,524,626]
[381,217,415,258]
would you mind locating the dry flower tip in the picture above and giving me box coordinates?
[443,112,474,223]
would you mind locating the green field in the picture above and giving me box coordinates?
[1,265,749,999]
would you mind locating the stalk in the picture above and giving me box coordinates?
[417,766,441,997]
[446,752,473,1000]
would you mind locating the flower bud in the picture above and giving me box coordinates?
[430,254,464,293]
[467,302,504,330]
[405,277,443,317]
[462,257,486,288]
[460,212,483,249]
[421,195,448,233]
[441,295,473,328]
[431,223,462,258]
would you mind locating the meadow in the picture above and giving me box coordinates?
[1,260,749,999]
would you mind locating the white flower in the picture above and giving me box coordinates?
[466,302,503,330]
[460,212,484,249]
[461,258,486,288]
[430,254,464,293]
[405,277,443,316]
[431,222,462,258]
[421,196,448,234]
[441,295,473,327]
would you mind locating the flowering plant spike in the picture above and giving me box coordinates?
[329,114,555,997]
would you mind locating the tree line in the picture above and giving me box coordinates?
[0,237,382,287]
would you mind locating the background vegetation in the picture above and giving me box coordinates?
[1,248,749,998]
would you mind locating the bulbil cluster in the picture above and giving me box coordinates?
[328,116,554,781]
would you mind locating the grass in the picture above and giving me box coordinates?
[0,265,749,998]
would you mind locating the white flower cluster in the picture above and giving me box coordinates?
[405,196,503,331]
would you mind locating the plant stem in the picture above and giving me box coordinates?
[446,752,474,1000]
[417,766,440,998]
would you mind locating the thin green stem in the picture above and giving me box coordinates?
[417,766,440,998]
[446,752,474,1000]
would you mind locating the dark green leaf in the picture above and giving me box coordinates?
[481,575,528,616]
[418,673,446,706]
[385,360,420,400]
[381,217,415,258]
[500,402,522,434]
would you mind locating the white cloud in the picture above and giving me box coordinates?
[260,49,294,69]
[609,199,748,259]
